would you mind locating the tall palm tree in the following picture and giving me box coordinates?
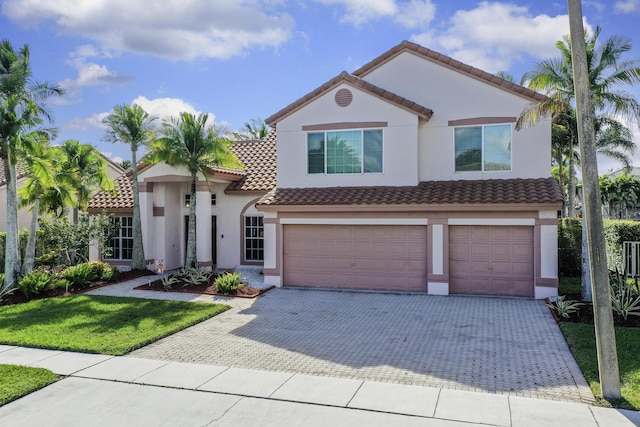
[519,27,640,215]
[103,104,156,270]
[0,40,62,289]
[149,112,241,268]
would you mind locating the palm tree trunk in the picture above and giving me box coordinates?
[21,197,40,275]
[130,148,146,270]
[568,142,576,218]
[185,172,198,269]
[3,151,21,289]
[557,154,566,217]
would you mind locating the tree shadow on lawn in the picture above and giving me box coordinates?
[0,295,227,354]
[227,289,587,397]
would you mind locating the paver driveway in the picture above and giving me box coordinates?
[130,288,594,404]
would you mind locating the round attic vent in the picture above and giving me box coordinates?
[335,88,353,107]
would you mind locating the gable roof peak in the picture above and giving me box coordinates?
[353,40,545,103]
[265,70,433,126]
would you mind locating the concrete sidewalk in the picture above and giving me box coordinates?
[0,345,638,427]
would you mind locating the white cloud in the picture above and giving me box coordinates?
[411,2,592,72]
[312,0,435,28]
[65,112,110,131]
[314,0,397,26]
[64,96,219,132]
[53,46,132,105]
[394,0,436,29]
[1,0,294,60]
[615,0,640,14]
[100,152,124,165]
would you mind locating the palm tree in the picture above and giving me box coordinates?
[102,104,156,270]
[17,134,57,274]
[149,112,241,268]
[519,27,640,216]
[0,40,62,289]
[58,140,114,224]
[233,118,269,140]
[554,109,634,217]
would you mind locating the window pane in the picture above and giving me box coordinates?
[307,133,325,174]
[483,125,511,171]
[455,127,482,171]
[363,130,383,173]
[326,131,362,174]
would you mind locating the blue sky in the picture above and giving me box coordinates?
[2,0,639,173]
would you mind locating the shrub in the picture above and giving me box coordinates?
[62,263,96,288]
[610,273,640,320]
[558,218,582,277]
[545,296,584,318]
[180,267,212,287]
[215,272,242,295]
[17,269,54,298]
[161,275,179,291]
[604,220,640,273]
[85,261,119,281]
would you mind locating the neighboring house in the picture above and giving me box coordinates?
[0,156,123,232]
[256,41,562,299]
[87,137,276,271]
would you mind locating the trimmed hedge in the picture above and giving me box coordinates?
[558,219,640,276]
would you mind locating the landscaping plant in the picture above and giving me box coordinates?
[610,275,640,320]
[17,269,54,298]
[215,272,242,295]
[545,296,584,318]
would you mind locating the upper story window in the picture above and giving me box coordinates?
[454,124,512,172]
[307,129,383,175]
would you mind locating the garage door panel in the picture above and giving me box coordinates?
[284,225,427,292]
[450,225,533,297]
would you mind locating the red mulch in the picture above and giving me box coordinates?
[547,295,640,328]
[134,277,273,299]
[0,269,157,306]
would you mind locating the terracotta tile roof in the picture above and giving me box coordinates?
[87,172,134,211]
[256,178,563,207]
[265,72,433,126]
[225,132,277,192]
[352,40,546,103]
[88,133,278,210]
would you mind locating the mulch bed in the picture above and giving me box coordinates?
[134,277,274,299]
[546,295,640,327]
[0,269,157,306]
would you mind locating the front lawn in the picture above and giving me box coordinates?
[561,323,640,410]
[0,295,229,355]
[0,364,58,406]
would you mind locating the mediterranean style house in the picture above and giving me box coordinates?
[89,41,562,298]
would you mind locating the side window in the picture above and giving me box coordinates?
[307,129,383,174]
[455,124,511,172]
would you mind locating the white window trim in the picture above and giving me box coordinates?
[244,216,264,262]
[307,128,384,176]
[453,123,513,173]
[104,216,133,261]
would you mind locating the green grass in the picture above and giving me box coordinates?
[560,323,640,409]
[0,295,229,355]
[558,276,582,295]
[0,364,58,406]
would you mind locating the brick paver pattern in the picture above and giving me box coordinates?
[130,289,595,404]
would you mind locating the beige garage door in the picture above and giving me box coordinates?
[449,226,534,297]
[283,225,427,292]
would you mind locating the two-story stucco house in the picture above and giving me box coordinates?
[88,41,561,299]
[256,41,562,299]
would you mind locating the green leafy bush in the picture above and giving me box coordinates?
[215,272,242,295]
[558,218,582,277]
[86,261,119,281]
[62,263,96,288]
[17,269,54,297]
[180,267,212,287]
[604,220,640,273]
